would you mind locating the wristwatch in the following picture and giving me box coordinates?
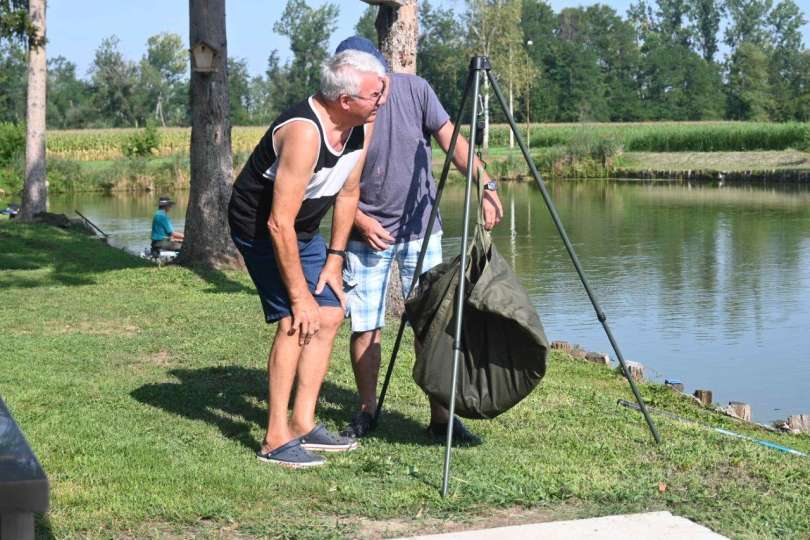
[483,179,497,191]
[326,248,346,258]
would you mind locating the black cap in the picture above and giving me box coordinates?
[158,197,175,208]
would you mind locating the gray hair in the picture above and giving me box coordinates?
[320,50,385,101]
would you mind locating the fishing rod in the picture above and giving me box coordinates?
[618,399,807,457]
[75,210,109,238]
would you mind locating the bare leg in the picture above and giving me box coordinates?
[261,307,345,452]
[289,306,345,436]
[350,329,382,415]
[261,316,299,453]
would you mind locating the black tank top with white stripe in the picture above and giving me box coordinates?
[228,96,365,241]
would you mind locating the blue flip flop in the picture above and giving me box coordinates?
[300,425,359,452]
[256,438,326,468]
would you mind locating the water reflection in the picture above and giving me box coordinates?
[471,181,810,422]
[47,181,810,422]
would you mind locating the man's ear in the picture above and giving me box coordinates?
[338,95,352,112]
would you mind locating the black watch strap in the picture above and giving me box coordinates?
[326,248,346,258]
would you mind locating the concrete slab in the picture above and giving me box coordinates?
[396,511,728,540]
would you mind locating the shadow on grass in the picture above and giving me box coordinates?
[0,224,152,288]
[35,513,56,540]
[130,366,430,451]
[182,264,254,295]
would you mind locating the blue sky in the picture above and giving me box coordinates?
[48,0,809,79]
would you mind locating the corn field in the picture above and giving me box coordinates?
[45,122,810,161]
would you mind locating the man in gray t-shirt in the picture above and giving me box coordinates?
[337,37,503,443]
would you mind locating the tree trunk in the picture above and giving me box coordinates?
[179,0,241,269]
[20,0,47,221]
[374,0,418,75]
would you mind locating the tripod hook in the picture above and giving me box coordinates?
[469,56,491,71]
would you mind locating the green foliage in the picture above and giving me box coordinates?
[418,1,468,117]
[0,0,37,43]
[122,122,161,158]
[0,121,23,166]
[47,56,94,129]
[271,0,339,111]
[45,158,83,193]
[0,41,26,123]
[726,42,774,121]
[355,5,377,42]
[90,36,139,127]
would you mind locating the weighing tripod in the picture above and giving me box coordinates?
[372,57,661,497]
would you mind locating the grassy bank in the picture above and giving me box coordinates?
[1,222,809,538]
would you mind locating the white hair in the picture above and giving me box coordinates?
[320,50,385,101]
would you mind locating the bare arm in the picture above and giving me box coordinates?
[267,122,321,344]
[434,120,503,230]
[316,124,374,308]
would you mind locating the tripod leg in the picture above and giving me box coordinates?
[373,68,476,427]
[442,57,486,498]
[483,68,661,444]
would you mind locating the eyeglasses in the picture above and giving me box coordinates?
[349,78,386,105]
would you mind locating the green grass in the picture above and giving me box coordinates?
[487,121,810,152]
[619,150,810,173]
[2,223,810,538]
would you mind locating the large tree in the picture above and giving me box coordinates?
[19,0,46,220]
[90,36,138,127]
[766,0,807,120]
[47,56,92,128]
[724,0,773,50]
[520,0,558,122]
[138,32,187,126]
[179,0,240,269]
[271,0,338,110]
[726,42,773,120]
[0,41,26,122]
[689,0,724,62]
[417,0,467,119]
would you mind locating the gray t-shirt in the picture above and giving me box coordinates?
[353,73,450,243]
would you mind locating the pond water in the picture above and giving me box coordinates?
[48,180,810,423]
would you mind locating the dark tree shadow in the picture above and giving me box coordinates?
[130,366,430,450]
[183,265,254,295]
[0,224,152,289]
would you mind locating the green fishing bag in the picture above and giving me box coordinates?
[405,221,549,419]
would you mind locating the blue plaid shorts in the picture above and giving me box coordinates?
[344,233,443,332]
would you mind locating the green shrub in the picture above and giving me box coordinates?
[0,123,25,167]
[122,123,161,158]
[46,159,84,193]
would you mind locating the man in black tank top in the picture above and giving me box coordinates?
[228,50,386,468]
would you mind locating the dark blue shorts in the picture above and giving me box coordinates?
[232,233,341,323]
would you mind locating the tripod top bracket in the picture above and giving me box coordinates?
[469,56,491,71]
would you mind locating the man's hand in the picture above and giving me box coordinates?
[356,213,394,251]
[482,189,503,230]
[290,291,321,346]
[315,256,347,312]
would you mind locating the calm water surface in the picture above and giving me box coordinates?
[49,181,810,422]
